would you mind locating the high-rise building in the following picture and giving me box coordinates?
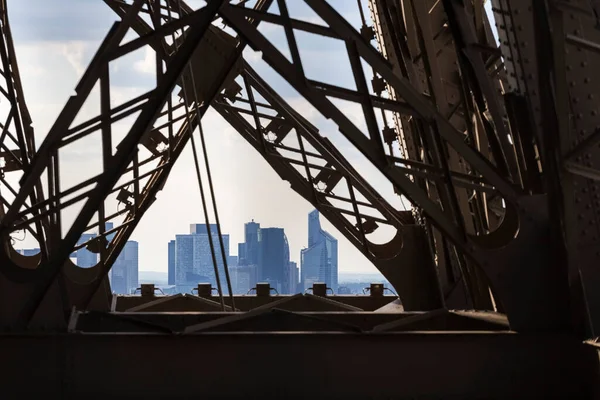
[111,241,139,294]
[16,248,40,256]
[243,220,261,266]
[227,255,238,268]
[288,261,299,294]
[175,234,194,284]
[174,224,230,290]
[237,242,246,265]
[76,233,98,268]
[230,264,257,294]
[259,228,290,293]
[75,222,115,269]
[300,210,338,291]
[168,240,176,285]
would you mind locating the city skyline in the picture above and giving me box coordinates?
[168,220,295,294]
[16,213,344,286]
[165,211,339,294]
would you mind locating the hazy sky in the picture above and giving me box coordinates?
[5,1,496,275]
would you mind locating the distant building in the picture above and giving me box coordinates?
[300,210,338,291]
[111,241,139,294]
[259,228,290,293]
[230,264,257,294]
[337,286,352,295]
[174,224,230,291]
[76,222,115,269]
[16,248,40,256]
[168,240,176,285]
[287,261,299,294]
[237,243,246,264]
[242,220,260,266]
[227,255,238,268]
[76,233,98,268]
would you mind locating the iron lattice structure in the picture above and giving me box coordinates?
[0,0,599,397]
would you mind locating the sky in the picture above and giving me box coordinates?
[4,0,496,275]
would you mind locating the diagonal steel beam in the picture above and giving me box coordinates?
[11,1,225,327]
[102,0,442,310]
[219,2,470,253]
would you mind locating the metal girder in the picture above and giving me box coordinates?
[212,65,443,310]
[368,0,503,309]
[492,0,600,336]
[217,0,571,332]
[0,0,580,334]
[535,0,600,337]
[0,0,48,258]
[113,293,397,312]
[105,0,443,311]
[69,309,509,333]
[0,332,596,398]
[0,0,226,329]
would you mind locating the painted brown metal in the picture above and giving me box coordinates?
[0,331,597,398]
[0,0,592,341]
[0,0,597,397]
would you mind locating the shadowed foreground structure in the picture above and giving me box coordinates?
[0,0,599,397]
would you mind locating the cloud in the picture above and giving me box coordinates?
[8,0,115,42]
[133,47,155,75]
[60,41,90,76]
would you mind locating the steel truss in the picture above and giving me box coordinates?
[0,1,48,261]
[215,0,570,331]
[492,0,600,336]
[0,0,227,329]
[0,0,583,334]
[105,0,443,310]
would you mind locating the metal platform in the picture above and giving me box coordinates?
[2,329,597,399]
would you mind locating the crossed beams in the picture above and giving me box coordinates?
[0,0,226,325]
[0,0,575,331]
[103,0,443,310]
[0,0,48,258]
[217,0,571,331]
[220,1,515,252]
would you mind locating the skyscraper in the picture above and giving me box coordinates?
[168,240,176,285]
[243,220,260,266]
[76,233,98,268]
[76,222,115,269]
[230,264,257,294]
[227,255,238,268]
[237,242,246,265]
[111,241,139,294]
[175,234,194,284]
[259,227,290,293]
[301,210,338,291]
[288,261,299,294]
[174,224,230,290]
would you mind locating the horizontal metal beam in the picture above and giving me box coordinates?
[114,293,397,312]
[0,332,596,398]
[71,310,510,333]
